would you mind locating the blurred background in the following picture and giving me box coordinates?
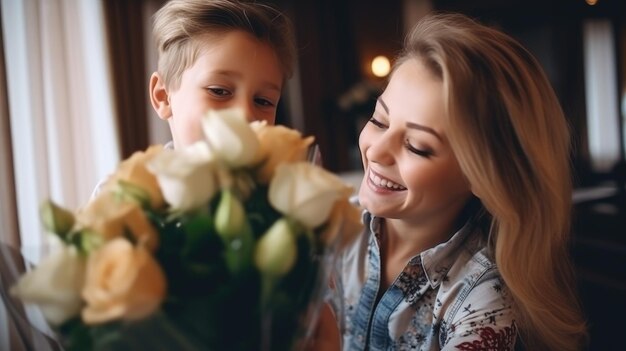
[0,0,624,349]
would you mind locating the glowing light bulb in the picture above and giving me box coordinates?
[371,55,390,78]
[585,0,598,5]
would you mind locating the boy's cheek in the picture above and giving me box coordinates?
[169,119,204,148]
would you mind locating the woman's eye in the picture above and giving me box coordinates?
[368,117,387,129]
[405,140,433,158]
[254,97,275,107]
[207,87,231,97]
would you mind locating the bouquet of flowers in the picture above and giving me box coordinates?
[10,108,363,350]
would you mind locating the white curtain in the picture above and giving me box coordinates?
[1,0,120,264]
[583,19,621,172]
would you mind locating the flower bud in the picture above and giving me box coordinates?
[215,189,254,274]
[40,200,75,238]
[254,218,297,278]
[214,189,250,241]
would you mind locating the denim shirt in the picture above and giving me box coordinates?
[328,211,517,350]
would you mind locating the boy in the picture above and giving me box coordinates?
[149,0,296,149]
[91,0,296,197]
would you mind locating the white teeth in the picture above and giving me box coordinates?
[369,171,406,190]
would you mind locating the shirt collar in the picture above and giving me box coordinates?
[420,219,482,288]
[364,210,484,289]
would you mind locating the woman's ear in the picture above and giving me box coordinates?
[149,72,172,120]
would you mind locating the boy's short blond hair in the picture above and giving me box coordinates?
[153,0,296,90]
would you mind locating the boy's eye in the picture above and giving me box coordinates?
[368,117,387,129]
[207,87,232,97]
[254,97,275,107]
[404,139,433,158]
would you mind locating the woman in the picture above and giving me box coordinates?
[320,13,587,351]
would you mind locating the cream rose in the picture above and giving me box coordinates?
[252,122,315,183]
[10,245,86,326]
[103,145,165,209]
[147,141,218,212]
[82,238,166,324]
[268,162,353,228]
[201,108,261,167]
[76,193,159,251]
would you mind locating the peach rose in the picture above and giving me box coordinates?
[251,122,315,183]
[82,238,166,324]
[320,198,363,250]
[103,145,165,209]
[76,193,159,252]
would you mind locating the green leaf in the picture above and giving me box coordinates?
[40,200,75,238]
[58,317,93,351]
[113,180,152,209]
[181,211,214,259]
[68,229,104,254]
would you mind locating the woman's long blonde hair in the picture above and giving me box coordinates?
[398,13,587,350]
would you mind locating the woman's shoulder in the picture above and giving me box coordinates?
[439,239,505,311]
[436,245,517,349]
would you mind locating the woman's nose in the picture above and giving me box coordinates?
[365,133,396,166]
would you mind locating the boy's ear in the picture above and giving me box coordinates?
[149,72,172,120]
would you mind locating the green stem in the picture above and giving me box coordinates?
[260,275,276,309]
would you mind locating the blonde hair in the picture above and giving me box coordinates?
[153,0,296,90]
[398,13,587,350]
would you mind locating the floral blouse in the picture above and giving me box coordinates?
[327,211,517,350]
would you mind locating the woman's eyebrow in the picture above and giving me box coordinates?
[406,122,442,141]
[377,97,389,114]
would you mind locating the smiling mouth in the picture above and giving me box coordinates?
[368,170,407,191]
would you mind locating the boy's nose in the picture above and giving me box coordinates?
[237,99,256,122]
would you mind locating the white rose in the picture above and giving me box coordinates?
[201,108,261,167]
[268,162,353,228]
[147,141,218,212]
[10,245,86,326]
